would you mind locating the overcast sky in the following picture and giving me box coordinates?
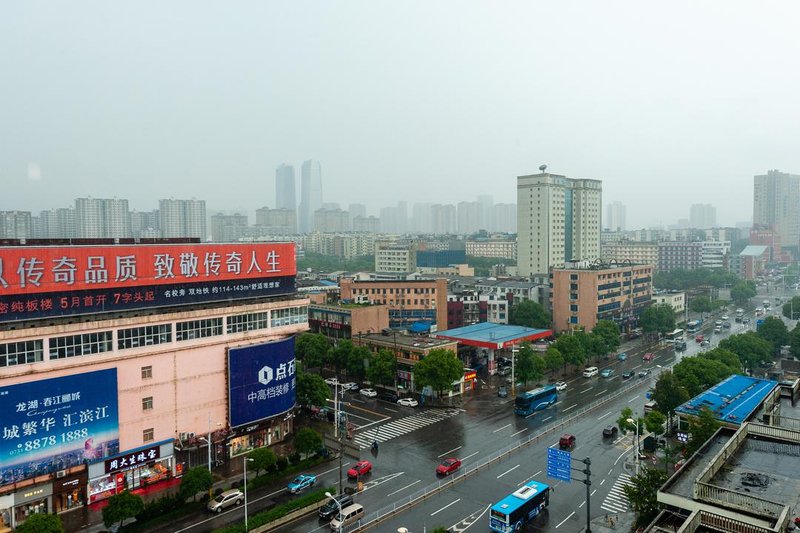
[3,1,800,228]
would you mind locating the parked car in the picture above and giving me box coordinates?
[319,494,354,520]
[559,434,576,450]
[638,369,652,378]
[722,322,731,329]
[497,386,508,398]
[721,315,729,321]
[397,397,419,407]
[347,460,372,479]
[324,377,340,386]
[554,381,567,391]
[207,489,243,513]
[378,390,399,403]
[602,426,618,439]
[287,474,316,493]
[642,352,654,362]
[359,388,377,398]
[341,382,359,392]
[617,352,628,361]
[622,370,635,380]
[601,368,615,378]
[436,458,462,476]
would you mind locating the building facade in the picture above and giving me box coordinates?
[339,278,448,331]
[652,292,686,316]
[600,240,659,267]
[299,160,323,233]
[753,169,800,251]
[312,208,350,233]
[255,207,297,234]
[658,241,703,271]
[606,201,626,231]
[307,303,389,340]
[351,216,380,233]
[158,199,207,240]
[689,203,717,229]
[466,238,517,259]
[210,213,248,242]
[37,208,77,239]
[550,263,654,333]
[701,240,730,269]
[75,198,132,239]
[275,164,296,211]
[374,241,417,274]
[0,211,33,239]
[517,172,602,276]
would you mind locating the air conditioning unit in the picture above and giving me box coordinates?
[188,432,196,439]
[56,470,67,479]
[179,432,190,442]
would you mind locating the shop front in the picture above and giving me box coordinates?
[13,483,52,529]
[228,416,293,458]
[0,494,13,533]
[462,368,478,392]
[88,441,175,504]
[396,369,413,392]
[53,470,88,513]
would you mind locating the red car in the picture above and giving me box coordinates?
[695,335,704,343]
[436,458,462,476]
[642,353,654,362]
[347,460,372,479]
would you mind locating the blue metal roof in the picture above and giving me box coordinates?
[490,480,550,514]
[675,374,778,425]
[435,322,552,348]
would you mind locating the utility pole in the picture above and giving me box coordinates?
[581,458,592,533]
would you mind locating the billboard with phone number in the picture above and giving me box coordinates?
[0,243,296,323]
[0,369,120,487]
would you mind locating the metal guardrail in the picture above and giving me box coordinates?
[676,508,778,533]
[344,376,652,531]
[748,421,800,443]
[694,481,786,519]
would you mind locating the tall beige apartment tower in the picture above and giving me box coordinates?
[753,169,800,249]
[517,171,602,276]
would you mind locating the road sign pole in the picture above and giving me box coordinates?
[583,457,592,533]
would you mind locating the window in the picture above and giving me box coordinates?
[118,324,172,350]
[143,428,154,442]
[227,311,269,333]
[49,331,113,359]
[0,340,44,367]
[142,397,153,410]
[271,306,308,328]
[141,366,153,379]
[176,318,223,341]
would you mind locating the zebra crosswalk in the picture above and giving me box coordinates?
[352,408,463,449]
[601,473,633,514]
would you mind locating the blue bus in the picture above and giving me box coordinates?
[514,385,558,416]
[489,480,550,532]
[686,320,702,333]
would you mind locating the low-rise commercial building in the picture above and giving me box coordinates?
[339,278,448,331]
[658,241,703,271]
[308,303,389,340]
[652,292,685,316]
[601,240,658,268]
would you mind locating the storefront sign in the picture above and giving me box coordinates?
[0,369,119,488]
[0,243,296,323]
[397,370,412,381]
[228,337,297,428]
[104,445,160,474]
[16,484,53,505]
[463,369,477,381]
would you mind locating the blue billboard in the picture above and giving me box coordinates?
[228,338,296,428]
[0,368,120,486]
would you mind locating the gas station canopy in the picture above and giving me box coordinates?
[434,322,553,350]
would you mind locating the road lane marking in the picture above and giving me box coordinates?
[600,479,606,485]
[555,511,576,528]
[554,401,562,406]
[591,489,597,496]
[431,498,461,516]
[525,412,536,419]
[595,390,606,396]
[534,470,542,476]
[385,407,398,413]
[438,446,462,458]
[632,364,641,370]
[461,451,479,461]
[580,386,592,393]
[510,428,528,437]
[628,395,640,403]
[497,465,520,479]
[579,500,585,508]
[563,404,577,412]
[493,424,511,433]
[387,479,421,496]
[542,416,552,422]
[598,411,611,420]
[447,504,491,532]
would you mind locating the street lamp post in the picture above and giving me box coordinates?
[207,415,222,473]
[627,416,640,475]
[325,491,343,533]
[243,457,254,531]
[511,346,518,397]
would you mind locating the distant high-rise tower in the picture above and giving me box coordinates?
[38,208,76,238]
[299,160,323,233]
[0,211,33,239]
[606,201,627,231]
[754,170,800,249]
[275,164,296,210]
[75,198,132,238]
[348,203,367,219]
[159,198,207,239]
[689,204,716,229]
[517,171,602,276]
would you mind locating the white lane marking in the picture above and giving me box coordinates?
[628,395,640,403]
[600,479,606,485]
[534,470,542,476]
[598,411,611,420]
[555,511,576,528]
[493,424,512,433]
[438,446,462,458]
[595,390,606,396]
[387,479,421,496]
[461,451,479,461]
[632,364,642,370]
[385,407,399,413]
[563,404,577,412]
[525,412,536,419]
[554,401,563,406]
[591,489,597,496]
[510,428,528,437]
[497,464,521,479]
[580,386,592,393]
[431,498,461,516]
[542,416,552,422]
[579,500,585,508]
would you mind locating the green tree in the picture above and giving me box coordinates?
[543,346,564,376]
[756,316,789,355]
[509,300,551,329]
[515,344,546,385]
[575,330,606,362]
[790,323,800,360]
[346,345,373,382]
[639,304,676,337]
[552,334,586,373]
[684,407,721,456]
[617,406,641,434]
[730,280,757,304]
[295,333,331,369]
[178,466,213,502]
[644,410,667,436]
[673,357,733,397]
[102,491,145,531]
[652,371,690,433]
[623,468,669,527]
[298,252,374,273]
[782,296,800,321]
[413,349,464,398]
[689,296,712,318]
[15,514,64,533]
[719,333,772,372]
[294,427,323,458]
[248,447,277,477]
[367,349,397,387]
[328,340,354,375]
[592,320,621,354]
[296,371,330,408]
[700,348,741,374]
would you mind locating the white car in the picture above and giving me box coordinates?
[324,377,340,386]
[555,381,567,391]
[341,382,358,391]
[721,315,729,321]
[397,398,419,407]
[359,388,377,398]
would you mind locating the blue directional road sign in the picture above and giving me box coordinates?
[547,447,572,483]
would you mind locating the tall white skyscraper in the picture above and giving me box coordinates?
[431,204,457,234]
[477,194,493,231]
[517,171,602,276]
[0,211,33,239]
[275,164,296,211]
[457,201,482,234]
[299,160,323,233]
[689,203,717,229]
[491,203,517,233]
[348,203,367,219]
[411,203,433,233]
[38,208,76,238]
[754,170,800,248]
[75,198,132,238]
[606,201,626,231]
[159,198,207,239]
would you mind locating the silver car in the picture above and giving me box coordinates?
[207,489,243,513]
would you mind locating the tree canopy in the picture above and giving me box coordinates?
[248,447,277,477]
[543,346,564,376]
[102,491,144,530]
[652,371,690,431]
[756,316,789,355]
[296,371,330,408]
[689,296,713,316]
[178,466,213,502]
[15,514,64,533]
[672,356,734,397]
[294,427,323,457]
[782,296,800,321]
[552,334,586,370]
[413,349,464,398]
[654,268,739,291]
[514,344,546,385]
[509,300,551,329]
[719,333,772,372]
[623,468,669,528]
[639,304,676,336]
[295,333,331,369]
[367,349,397,387]
[592,320,621,354]
[298,252,374,273]
[730,280,757,304]
[684,407,721,456]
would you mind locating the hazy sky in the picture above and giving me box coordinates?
[3,1,800,228]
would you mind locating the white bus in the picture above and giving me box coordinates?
[665,329,685,342]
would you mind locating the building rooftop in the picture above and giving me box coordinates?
[434,322,552,349]
[359,332,455,350]
[675,375,778,425]
[739,245,769,257]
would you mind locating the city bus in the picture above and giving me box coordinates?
[514,385,558,416]
[665,328,685,342]
[489,480,551,532]
[686,320,702,334]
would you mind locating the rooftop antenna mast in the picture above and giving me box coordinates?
[539,164,547,172]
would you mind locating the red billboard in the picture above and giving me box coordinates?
[0,243,296,323]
